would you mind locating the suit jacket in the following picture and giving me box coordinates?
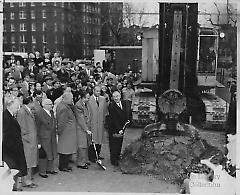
[35,107,57,160]
[2,109,27,177]
[108,100,131,136]
[88,95,107,144]
[17,105,38,168]
[22,66,39,78]
[75,99,91,148]
[56,101,77,154]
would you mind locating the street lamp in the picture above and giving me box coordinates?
[219,32,225,38]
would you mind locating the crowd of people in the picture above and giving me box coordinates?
[2,51,138,191]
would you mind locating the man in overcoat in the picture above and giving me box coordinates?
[56,92,77,172]
[35,98,58,177]
[108,91,131,166]
[75,91,92,169]
[2,98,27,191]
[88,85,107,162]
[17,96,38,188]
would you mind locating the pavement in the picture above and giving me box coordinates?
[22,125,225,193]
[24,127,179,193]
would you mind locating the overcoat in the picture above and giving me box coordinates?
[56,101,78,154]
[88,95,107,144]
[35,107,57,160]
[2,109,27,177]
[16,105,38,168]
[75,99,91,148]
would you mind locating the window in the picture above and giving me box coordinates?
[54,10,57,17]
[68,14,71,22]
[3,13,6,20]
[55,36,58,44]
[61,13,64,20]
[19,2,26,7]
[63,36,65,44]
[42,10,46,19]
[20,35,26,43]
[10,3,14,7]
[68,2,71,9]
[31,23,36,31]
[31,11,35,19]
[54,23,57,32]
[20,23,26,31]
[10,13,14,20]
[83,15,86,23]
[42,2,46,6]
[31,2,35,6]
[3,24,6,32]
[32,45,36,52]
[62,24,65,31]
[83,37,86,44]
[61,2,64,7]
[32,35,36,43]
[43,35,46,43]
[3,36,7,44]
[21,46,26,52]
[42,23,46,31]
[11,36,15,43]
[19,11,26,19]
[54,2,57,6]
[11,24,15,32]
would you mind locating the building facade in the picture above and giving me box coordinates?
[3,2,121,59]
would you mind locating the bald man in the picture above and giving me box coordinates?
[108,91,131,166]
[56,92,77,172]
[35,99,58,178]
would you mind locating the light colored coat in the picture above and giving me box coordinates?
[75,99,91,148]
[56,101,77,154]
[17,105,38,168]
[35,107,57,160]
[88,95,107,144]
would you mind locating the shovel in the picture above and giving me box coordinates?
[90,134,106,170]
[113,120,130,138]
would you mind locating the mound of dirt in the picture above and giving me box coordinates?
[119,122,224,185]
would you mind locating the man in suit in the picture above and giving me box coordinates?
[56,92,78,172]
[35,99,58,178]
[16,96,38,188]
[22,59,39,79]
[2,98,27,191]
[75,91,92,169]
[108,91,131,166]
[88,85,107,162]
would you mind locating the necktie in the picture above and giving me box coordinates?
[96,97,99,106]
[118,102,122,109]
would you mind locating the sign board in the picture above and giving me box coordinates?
[94,49,105,67]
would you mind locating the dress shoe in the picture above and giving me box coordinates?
[59,167,70,172]
[39,173,48,178]
[67,166,73,171]
[12,187,23,191]
[77,164,88,169]
[23,183,38,188]
[86,162,91,165]
[98,156,104,160]
[46,171,58,175]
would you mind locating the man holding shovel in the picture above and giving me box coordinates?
[108,91,131,166]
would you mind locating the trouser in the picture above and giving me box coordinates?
[38,159,54,174]
[13,175,23,190]
[77,147,88,166]
[22,168,33,185]
[88,144,101,161]
[108,135,123,164]
[58,154,71,169]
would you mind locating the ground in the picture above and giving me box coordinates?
[24,126,225,193]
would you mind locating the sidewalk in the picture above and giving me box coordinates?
[24,128,179,193]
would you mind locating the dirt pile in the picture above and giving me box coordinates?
[119,122,224,184]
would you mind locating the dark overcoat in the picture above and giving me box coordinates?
[35,107,57,160]
[2,109,27,177]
